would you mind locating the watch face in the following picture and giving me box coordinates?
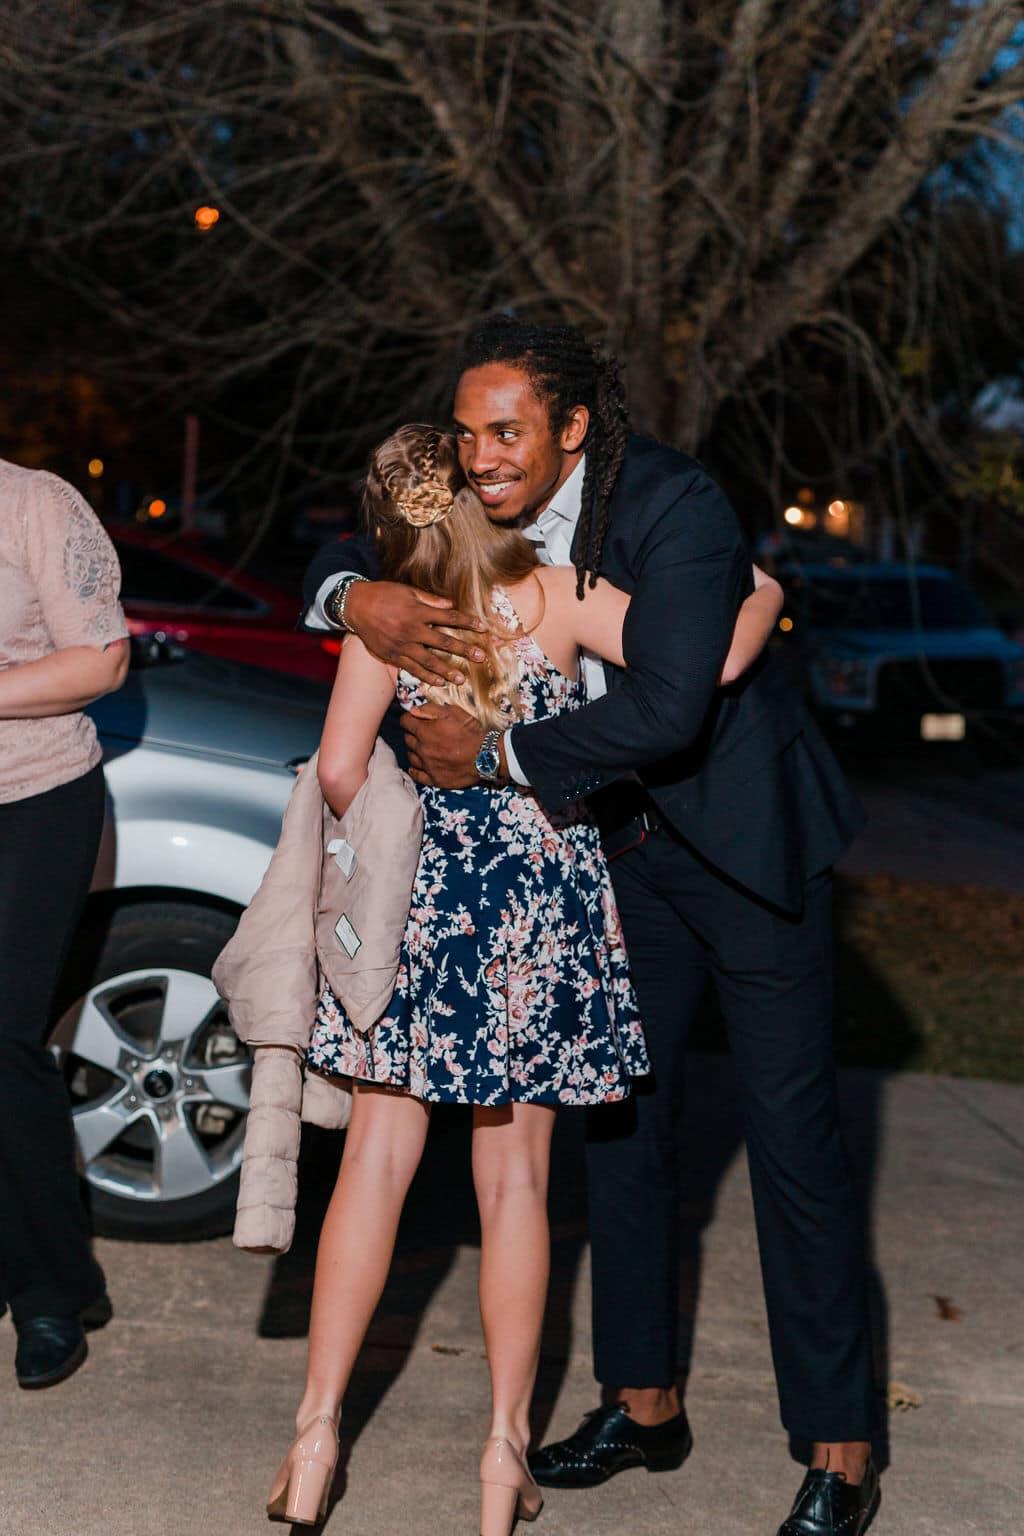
[477,742,501,779]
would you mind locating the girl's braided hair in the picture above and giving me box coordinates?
[363,423,540,730]
[458,317,630,598]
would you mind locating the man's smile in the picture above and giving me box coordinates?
[472,477,520,506]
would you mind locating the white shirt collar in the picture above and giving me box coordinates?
[539,454,585,533]
[520,456,585,564]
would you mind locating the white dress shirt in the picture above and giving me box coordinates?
[308,455,603,787]
[504,456,606,785]
[305,571,346,632]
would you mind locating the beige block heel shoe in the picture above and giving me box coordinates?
[266,1414,339,1525]
[479,1437,544,1536]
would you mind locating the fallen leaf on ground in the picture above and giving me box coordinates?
[431,1344,464,1356]
[932,1294,962,1321]
[887,1380,923,1411]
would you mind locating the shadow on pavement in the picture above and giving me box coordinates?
[255,933,917,1492]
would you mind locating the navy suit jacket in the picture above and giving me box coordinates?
[302,436,863,911]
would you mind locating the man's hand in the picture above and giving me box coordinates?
[403,703,502,788]
[345,581,489,686]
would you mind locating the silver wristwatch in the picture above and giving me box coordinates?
[325,572,369,632]
[475,728,503,784]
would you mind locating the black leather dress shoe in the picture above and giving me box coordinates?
[81,1291,113,1332]
[777,1462,880,1536]
[528,1403,693,1488]
[15,1317,88,1390]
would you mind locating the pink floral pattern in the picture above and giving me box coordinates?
[308,588,648,1107]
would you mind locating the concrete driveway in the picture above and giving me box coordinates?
[3,1055,1022,1536]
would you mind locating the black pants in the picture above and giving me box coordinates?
[587,827,875,1442]
[0,765,107,1324]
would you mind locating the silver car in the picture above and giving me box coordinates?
[51,639,328,1241]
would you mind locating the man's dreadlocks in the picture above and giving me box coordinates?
[458,317,630,598]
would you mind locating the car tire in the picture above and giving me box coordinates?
[52,899,248,1243]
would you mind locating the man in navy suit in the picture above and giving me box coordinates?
[302,318,879,1536]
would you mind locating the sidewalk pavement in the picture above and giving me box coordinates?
[840,770,1024,893]
[3,1055,1022,1536]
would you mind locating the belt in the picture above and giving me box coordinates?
[640,807,668,834]
[592,785,673,859]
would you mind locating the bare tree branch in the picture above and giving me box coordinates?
[0,0,1019,512]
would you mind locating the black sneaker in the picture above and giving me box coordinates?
[528,1403,692,1488]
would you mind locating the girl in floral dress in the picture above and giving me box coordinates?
[268,425,776,1532]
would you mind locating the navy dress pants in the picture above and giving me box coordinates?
[587,826,875,1442]
[0,766,107,1323]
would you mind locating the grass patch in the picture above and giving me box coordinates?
[689,875,1024,1083]
[832,875,1024,1082]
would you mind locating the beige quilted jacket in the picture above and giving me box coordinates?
[213,739,423,1253]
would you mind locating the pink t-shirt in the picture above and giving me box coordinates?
[0,459,129,803]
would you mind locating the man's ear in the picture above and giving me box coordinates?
[560,405,589,454]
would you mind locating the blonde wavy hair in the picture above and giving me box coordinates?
[364,423,542,729]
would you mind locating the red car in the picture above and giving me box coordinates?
[111,526,343,683]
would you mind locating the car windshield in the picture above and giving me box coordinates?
[804,575,991,631]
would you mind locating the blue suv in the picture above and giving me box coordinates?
[775,562,1024,739]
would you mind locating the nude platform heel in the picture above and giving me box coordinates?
[479,1437,544,1536]
[266,1414,339,1525]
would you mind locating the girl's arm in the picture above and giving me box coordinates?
[719,565,783,685]
[539,560,782,686]
[536,566,630,667]
[0,639,129,719]
[317,634,396,817]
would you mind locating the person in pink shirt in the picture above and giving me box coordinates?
[0,459,128,1389]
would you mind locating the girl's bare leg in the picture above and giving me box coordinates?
[295,1082,431,1429]
[472,1103,556,1454]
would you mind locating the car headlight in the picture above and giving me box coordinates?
[1006,657,1024,704]
[819,657,871,699]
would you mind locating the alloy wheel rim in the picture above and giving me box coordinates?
[51,968,250,1205]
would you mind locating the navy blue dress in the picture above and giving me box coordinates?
[308,588,648,1107]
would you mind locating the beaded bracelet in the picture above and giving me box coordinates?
[325,573,369,632]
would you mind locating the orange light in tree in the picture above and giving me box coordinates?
[826,499,851,538]
[147,498,168,519]
[779,616,794,633]
[194,205,220,231]
[88,457,104,478]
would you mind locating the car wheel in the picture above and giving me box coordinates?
[51,900,249,1242]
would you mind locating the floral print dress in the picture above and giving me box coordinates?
[308,587,649,1107]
